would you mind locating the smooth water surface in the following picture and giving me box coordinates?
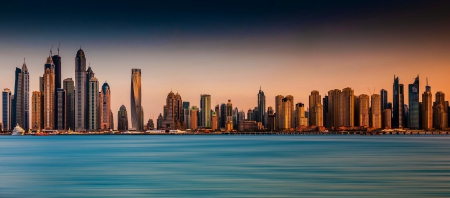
[0,135,450,197]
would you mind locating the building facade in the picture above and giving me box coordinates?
[200,94,211,128]
[117,105,128,131]
[2,89,12,131]
[99,82,111,130]
[75,49,87,131]
[162,91,183,129]
[131,69,143,131]
[257,87,266,127]
[371,94,382,129]
[43,56,55,130]
[55,88,66,130]
[63,78,75,130]
[422,89,433,130]
[408,76,420,129]
[87,77,99,130]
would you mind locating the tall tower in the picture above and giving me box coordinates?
[342,87,354,127]
[226,100,233,131]
[31,91,41,130]
[422,88,433,130]
[2,88,12,131]
[87,77,99,130]
[63,78,75,130]
[328,89,343,129]
[309,90,321,126]
[380,89,388,111]
[200,94,211,128]
[131,69,143,131]
[117,105,128,131]
[408,75,420,129]
[13,59,29,129]
[190,106,199,130]
[257,87,266,127]
[43,56,55,130]
[393,76,404,128]
[357,94,369,127]
[371,94,382,129]
[99,82,111,130]
[433,91,447,129]
[275,95,284,130]
[162,91,183,129]
[281,96,293,129]
[55,88,66,130]
[52,49,62,129]
[22,60,29,130]
[75,49,87,131]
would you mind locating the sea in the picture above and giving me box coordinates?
[0,135,449,197]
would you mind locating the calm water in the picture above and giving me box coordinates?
[1,135,450,197]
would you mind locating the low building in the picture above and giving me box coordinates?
[238,121,263,132]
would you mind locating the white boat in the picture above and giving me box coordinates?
[12,124,25,136]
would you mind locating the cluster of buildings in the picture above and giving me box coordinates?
[1,48,449,132]
[1,48,144,132]
[153,75,449,132]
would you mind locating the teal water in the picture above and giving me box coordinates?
[1,135,450,197]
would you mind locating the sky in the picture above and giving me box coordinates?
[0,0,450,128]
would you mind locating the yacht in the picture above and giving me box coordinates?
[12,124,25,136]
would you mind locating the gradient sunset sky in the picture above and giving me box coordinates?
[1,1,449,126]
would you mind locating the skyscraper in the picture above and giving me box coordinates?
[380,89,388,112]
[267,106,276,131]
[323,95,329,128]
[162,91,183,129]
[433,91,448,129]
[75,49,87,131]
[2,89,12,131]
[31,91,41,130]
[184,107,191,129]
[12,59,29,130]
[342,87,354,127]
[131,69,143,131]
[309,90,321,126]
[200,94,211,128]
[220,103,226,128]
[295,103,308,127]
[43,56,55,130]
[257,87,266,127]
[328,89,343,129]
[117,105,128,131]
[408,76,420,129]
[52,49,62,130]
[281,96,293,130]
[422,87,433,130]
[55,88,66,130]
[393,76,404,128]
[247,109,253,121]
[99,82,111,130]
[63,78,75,130]
[190,106,199,130]
[87,77,99,130]
[212,112,218,130]
[371,94,382,129]
[275,95,283,130]
[357,94,369,127]
[225,100,233,131]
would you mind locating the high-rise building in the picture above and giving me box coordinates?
[31,91,41,131]
[131,69,143,131]
[110,111,114,130]
[117,105,128,131]
[162,91,183,129]
[87,77,99,130]
[184,107,191,129]
[190,106,198,130]
[2,88,12,131]
[75,49,87,131]
[357,94,369,127]
[382,109,392,129]
[12,59,29,130]
[328,89,343,129]
[182,101,190,126]
[380,89,388,112]
[422,88,433,130]
[295,103,308,127]
[43,56,55,130]
[99,82,111,130]
[156,113,163,130]
[238,109,245,122]
[280,96,294,130]
[52,51,62,130]
[433,91,448,129]
[323,96,329,128]
[371,94,382,129]
[275,95,283,130]
[63,78,75,130]
[55,88,66,130]
[393,76,404,128]
[247,109,253,121]
[408,76,420,129]
[267,106,276,131]
[257,87,266,127]
[219,103,226,128]
[212,112,218,130]
[309,90,321,126]
[225,100,233,131]
[342,87,354,127]
[200,94,211,128]
[233,107,239,129]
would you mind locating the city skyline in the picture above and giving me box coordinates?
[1,1,450,129]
